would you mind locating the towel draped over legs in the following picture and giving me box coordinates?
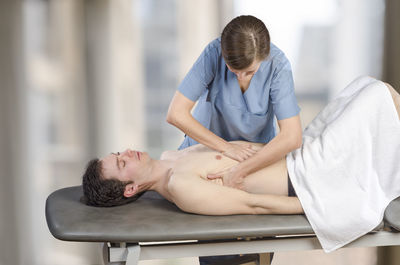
[287,76,400,252]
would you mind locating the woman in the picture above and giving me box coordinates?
[167,15,302,189]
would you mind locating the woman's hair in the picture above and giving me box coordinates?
[221,15,270,70]
[82,158,145,207]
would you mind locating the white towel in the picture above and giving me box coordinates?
[286,76,400,252]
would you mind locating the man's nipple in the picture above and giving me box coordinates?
[215,155,222,160]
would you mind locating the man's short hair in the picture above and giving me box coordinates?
[82,158,145,207]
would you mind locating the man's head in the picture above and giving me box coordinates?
[82,149,150,207]
[221,15,270,78]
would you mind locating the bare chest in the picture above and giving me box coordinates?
[169,151,288,196]
[173,152,237,178]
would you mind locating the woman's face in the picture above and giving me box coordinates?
[227,60,262,81]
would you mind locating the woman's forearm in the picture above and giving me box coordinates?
[236,116,302,176]
[237,131,300,176]
[166,91,229,152]
[169,111,229,152]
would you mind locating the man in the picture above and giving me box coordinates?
[83,141,303,215]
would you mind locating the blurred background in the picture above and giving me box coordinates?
[1,0,399,264]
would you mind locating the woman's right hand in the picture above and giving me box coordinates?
[221,143,257,162]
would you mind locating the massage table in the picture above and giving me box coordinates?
[46,186,400,265]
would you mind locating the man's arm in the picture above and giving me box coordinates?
[169,174,304,215]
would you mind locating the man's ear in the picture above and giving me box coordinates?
[124,183,139,198]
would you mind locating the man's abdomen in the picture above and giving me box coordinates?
[242,158,289,196]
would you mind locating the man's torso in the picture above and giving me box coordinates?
[160,141,289,201]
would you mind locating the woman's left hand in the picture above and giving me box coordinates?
[207,165,246,189]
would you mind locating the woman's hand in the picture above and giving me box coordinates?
[221,143,256,162]
[207,165,246,190]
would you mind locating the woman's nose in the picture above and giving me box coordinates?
[237,72,245,80]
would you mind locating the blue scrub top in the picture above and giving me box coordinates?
[178,38,300,150]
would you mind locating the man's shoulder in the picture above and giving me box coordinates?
[179,143,213,154]
[160,150,178,160]
[160,145,208,160]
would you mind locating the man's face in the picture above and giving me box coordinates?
[101,149,150,183]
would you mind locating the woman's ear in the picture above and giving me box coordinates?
[124,183,139,198]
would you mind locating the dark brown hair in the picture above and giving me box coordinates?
[82,158,144,207]
[221,15,270,70]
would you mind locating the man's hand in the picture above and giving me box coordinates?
[207,165,246,190]
[221,143,256,162]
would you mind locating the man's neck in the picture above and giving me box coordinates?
[141,159,174,193]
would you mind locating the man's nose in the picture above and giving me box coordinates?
[122,149,133,157]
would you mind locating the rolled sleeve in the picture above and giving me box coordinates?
[178,40,219,102]
[270,59,301,120]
